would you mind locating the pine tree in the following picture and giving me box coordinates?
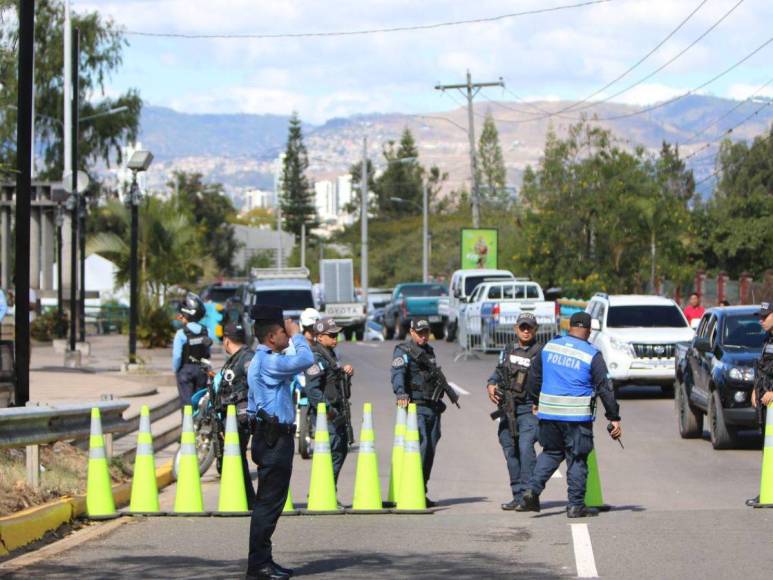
[377,129,423,217]
[477,113,508,203]
[279,113,318,239]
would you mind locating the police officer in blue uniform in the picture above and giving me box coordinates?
[518,312,622,518]
[486,312,542,510]
[172,293,212,406]
[391,318,446,506]
[246,305,314,580]
[748,302,773,506]
[305,317,354,487]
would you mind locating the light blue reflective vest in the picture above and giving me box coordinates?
[537,335,597,422]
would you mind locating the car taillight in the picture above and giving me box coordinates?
[555,302,560,318]
[493,304,500,322]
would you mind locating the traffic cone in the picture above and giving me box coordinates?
[350,403,386,513]
[305,403,341,513]
[216,405,249,516]
[384,405,407,507]
[395,403,431,513]
[754,403,773,508]
[128,405,160,515]
[86,408,119,519]
[282,488,300,516]
[173,405,205,515]
[584,449,611,511]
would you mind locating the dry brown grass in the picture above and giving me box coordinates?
[0,442,131,516]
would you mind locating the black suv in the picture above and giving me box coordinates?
[675,306,766,449]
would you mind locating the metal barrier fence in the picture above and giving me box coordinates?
[454,310,558,361]
[0,399,131,487]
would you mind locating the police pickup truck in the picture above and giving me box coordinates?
[459,278,557,351]
[441,269,516,341]
[674,305,766,449]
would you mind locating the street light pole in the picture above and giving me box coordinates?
[422,182,429,283]
[78,193,86,342]
[68,29,79,354]
[128,172,139,364]
[360,137,368,308]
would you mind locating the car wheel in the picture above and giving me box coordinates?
[676,381,703,439]
[431,323,445,340]
[343,328,354,341]
[445,321,456,342]
[383,321,394,340]
[396,318,408,340]
[355,326,365,341]
[708,389,736,449]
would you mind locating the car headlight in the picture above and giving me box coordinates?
[609,336,634,357]
[728,367,755,382]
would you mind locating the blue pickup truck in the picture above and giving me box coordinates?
[382,283,448,340]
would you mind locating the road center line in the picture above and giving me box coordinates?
[570,523,599,578]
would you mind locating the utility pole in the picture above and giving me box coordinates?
[435,70,503,228]
[360,137,368,309]
[422,181,429,283]
[300,224,306,269]
[15,0,35,406]
[69,29,79,354]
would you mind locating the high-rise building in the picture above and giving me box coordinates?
[242,189,274,211]
[314,180,337,221]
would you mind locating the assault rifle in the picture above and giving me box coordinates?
[428,365,461,409]
[489,364,526,447]
[341,374,355,444]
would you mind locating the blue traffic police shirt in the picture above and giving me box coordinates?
[0,290,6,321]
[171,321,205,372]
[247,334,314,424]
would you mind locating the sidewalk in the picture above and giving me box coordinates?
[28,334,225,421]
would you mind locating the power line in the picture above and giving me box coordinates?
[125,0,616,40]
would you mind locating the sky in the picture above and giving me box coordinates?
[74,0,773,124]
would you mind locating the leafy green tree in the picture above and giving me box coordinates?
[700,128,773,277]
[279,113,318,239]
[477,112,508,203]
[170,171,240,275]
[0,0,141,180]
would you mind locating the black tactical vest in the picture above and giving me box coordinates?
[503,341,541,403]
[754,334,773,425]
[182,326,211,364]
[398,340,437,400]
[314,344,344,405]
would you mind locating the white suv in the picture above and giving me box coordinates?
[585,293,694,392]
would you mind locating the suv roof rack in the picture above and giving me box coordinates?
[250,267,310,280]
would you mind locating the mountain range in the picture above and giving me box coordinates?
[135,95,773,203]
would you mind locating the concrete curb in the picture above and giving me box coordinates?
[0,462,173,556]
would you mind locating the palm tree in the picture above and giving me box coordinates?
[87,197,215,305]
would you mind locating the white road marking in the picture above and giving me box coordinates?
[570,523,599,578]
[551,469,563,479]
[447,382,470,396]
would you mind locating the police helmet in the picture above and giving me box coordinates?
[178,292,206,322]
[300,308,321,329]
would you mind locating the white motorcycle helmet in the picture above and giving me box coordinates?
[300,308,321,330]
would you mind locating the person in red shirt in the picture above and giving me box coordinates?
[683,293,705,324]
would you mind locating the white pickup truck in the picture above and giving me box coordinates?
[460,279,558,350]
[441,269,517,341]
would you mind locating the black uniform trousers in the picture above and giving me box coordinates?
[238,421,257,508]
[175,363,208,407]
[528,420,594,508]
[416,403,442,487]
[247,430,294,574]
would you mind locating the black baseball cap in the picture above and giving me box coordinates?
[223,322,247,343]
[314,317,343,335]
[760,302,772,319]
[249,305,283,325]
[516,312,538,328]
[411,319,431,332]
[570,312,592,329]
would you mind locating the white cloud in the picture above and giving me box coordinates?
[726,82,773,101]
[607,83,688,106]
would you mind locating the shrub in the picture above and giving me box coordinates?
[30,309,69,342]
[137,305,175,348]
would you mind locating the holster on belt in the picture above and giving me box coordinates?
[255,408,280,448]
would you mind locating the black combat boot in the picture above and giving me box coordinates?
[271,561,294,577]
[745,495,760,507]
[515,491,540,512]
[567,505,599,518]
[501,499,519,511]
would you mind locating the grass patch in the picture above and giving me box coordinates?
[0,442,132,517]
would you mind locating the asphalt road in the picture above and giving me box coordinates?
[9,339,773,579]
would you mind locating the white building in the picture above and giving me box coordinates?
[314,180,337,222]
[242,189,274,211]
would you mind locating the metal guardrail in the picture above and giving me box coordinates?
[0,400,131,448]
[0,400,131,488]
[454,310,557,361]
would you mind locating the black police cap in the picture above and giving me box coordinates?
[223,322,247,343]
[570,312,592,328]
[249,304,284,324]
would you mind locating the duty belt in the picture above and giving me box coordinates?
[253,421,296,435]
